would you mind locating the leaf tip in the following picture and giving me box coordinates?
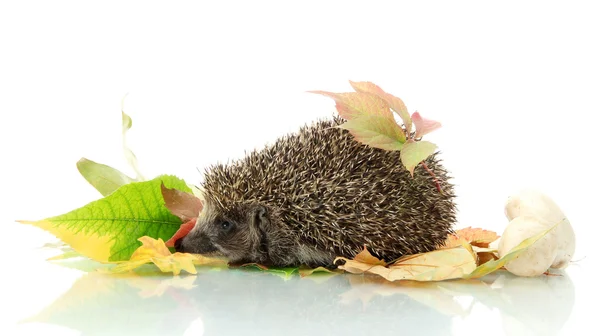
[15,219,36,225]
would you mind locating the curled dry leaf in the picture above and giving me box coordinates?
[160,182,203,222]
[352,246,386,265]
[160,182,203,248]
[476,252,498,266]
[444,227,500,248]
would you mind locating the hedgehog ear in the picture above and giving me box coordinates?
[250,205,270,231]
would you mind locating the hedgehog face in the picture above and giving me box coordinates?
[175,202,270,264]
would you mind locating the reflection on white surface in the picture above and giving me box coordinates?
[17,259,576,336]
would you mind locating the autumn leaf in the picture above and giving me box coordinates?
[444,227,500,248]
[476,252,498,265]
[308,90,392,120]
[353,245,386,265]
[349,80,412,133]
[335,245,477,282]
[165,219,197,248]
[160,182,203,247]
[17,175,191,262]
[106,236,226,275]
[466,221,561,279]
[338,114,406,151]
[399,140,438,176]
[411,111,441,139]
[76,158,136,197]
[160,182,203,221]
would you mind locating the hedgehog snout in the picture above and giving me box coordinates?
[176,231,218,254]
[174,237,184,251]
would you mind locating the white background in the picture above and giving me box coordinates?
[1,1,598,335]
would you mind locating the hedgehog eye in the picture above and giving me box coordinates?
[220,221,234,232]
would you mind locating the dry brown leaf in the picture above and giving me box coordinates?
[444,227,500,248]
[336,245,477,282]
[477,252,498,265]
[160,182,203,221]
[353,245,387,265]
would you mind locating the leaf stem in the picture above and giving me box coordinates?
[420,161,442,193]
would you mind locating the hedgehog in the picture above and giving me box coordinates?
[175,116,456,268]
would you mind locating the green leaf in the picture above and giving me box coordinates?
[338,114,406,151]
[298,266,341,278]
[76,158,136,197]
[399,140,438,176]
[18,175,191,262]
[466,220,563,279]
[264,267,298,280]
[349,80,413,134]
[122,108,145,181]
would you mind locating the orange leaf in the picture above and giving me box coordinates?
[353,245,386,266]
[476,252,498,266]
[444,227,500,248]
[165,218,197,248]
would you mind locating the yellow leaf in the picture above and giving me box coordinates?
[18,220,113,262]
[132,236,171,259]
[336,245,477,282]
[105,236,226,275]
[152,253,198,276]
